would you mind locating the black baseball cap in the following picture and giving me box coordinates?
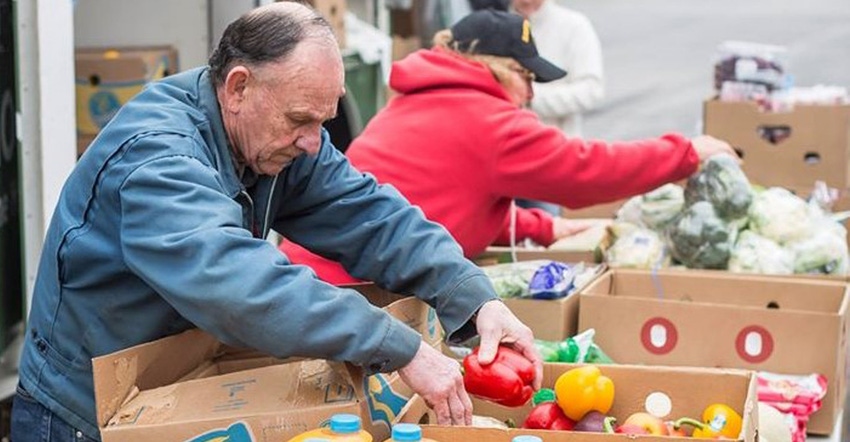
[450,9,567,83]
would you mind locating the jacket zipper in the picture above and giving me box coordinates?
[260,174,279,238]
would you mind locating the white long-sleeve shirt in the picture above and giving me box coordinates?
[528,1,605,137]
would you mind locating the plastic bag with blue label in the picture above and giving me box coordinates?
[528,261,576,300]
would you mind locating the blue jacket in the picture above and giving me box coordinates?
[19,67,496,437]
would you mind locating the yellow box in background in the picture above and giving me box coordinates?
[75,46,178,155]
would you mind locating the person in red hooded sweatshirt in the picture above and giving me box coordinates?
[280,9,737,284]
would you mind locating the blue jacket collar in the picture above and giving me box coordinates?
[197,68,245,196]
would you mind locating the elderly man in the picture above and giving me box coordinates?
[11,3,538,440]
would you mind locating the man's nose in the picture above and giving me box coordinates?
[294,127,322,155]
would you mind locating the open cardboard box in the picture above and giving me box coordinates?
[93,285,440,442]
[475,261,607,341]
[475,219,613,267]
[578,269,849,435]
[398,363,758,441]
[703,99,850,189]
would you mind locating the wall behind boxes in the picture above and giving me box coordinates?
[74,0,211,70]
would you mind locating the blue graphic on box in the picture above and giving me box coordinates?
[365,373,410,432]
[88,91,122,128]
[185,421,254,442]
[427,308,438,340]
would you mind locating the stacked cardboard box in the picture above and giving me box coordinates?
[704,99,850,190]
[75,46,179,156]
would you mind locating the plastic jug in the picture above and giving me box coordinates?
[287,414,373,442]
[511,436,543,442]
[382,423,440,442]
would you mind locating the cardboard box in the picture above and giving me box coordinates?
[578,269,849,435]
[703,99,850,189]
[302,0,347,47]
[399,363,758,442]
[475,219,612,267]
[75,46,178,135]
[93,286,440,442]
[75,46,178,156]
[391,35,422,62]
[562,200,625,219]
[475,260,606,342]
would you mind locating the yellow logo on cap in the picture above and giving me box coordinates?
[521,20,531,43]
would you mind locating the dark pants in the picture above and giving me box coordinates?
[10,384,99,442]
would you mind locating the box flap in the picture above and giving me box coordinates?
[104,358,359,429]
[93,329,221,428]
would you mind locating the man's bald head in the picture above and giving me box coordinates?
[209,1,337,86]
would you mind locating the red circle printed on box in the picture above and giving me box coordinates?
[640,317,678,355]
[735,325,774,363]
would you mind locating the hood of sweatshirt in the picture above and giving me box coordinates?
[389,47,514,103]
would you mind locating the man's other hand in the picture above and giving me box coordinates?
[474,299,542,390]
[398,341,473,426]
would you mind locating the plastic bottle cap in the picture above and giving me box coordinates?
[391,423,422,441]
[511,436,543,442]
[330,414,362,434]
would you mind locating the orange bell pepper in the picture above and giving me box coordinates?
[672,403,742,439]
[698,403,743,438]
[553,365,614,421]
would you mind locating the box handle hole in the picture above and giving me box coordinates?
[804,152,821,164]
[733,147,745,159]
[88,75,101,86]
[757,124,792,145]
[645,392,673,418]
[766,301,780,309]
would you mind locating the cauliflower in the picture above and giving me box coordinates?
[728,231,794,275]
[606,228,668,269]
[748,188,814,244]
[615,184,684,231]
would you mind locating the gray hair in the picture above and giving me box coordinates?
[208,2,335,86]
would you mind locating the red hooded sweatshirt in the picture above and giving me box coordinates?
[281,48,699,284]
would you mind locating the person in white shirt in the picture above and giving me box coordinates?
[512,0,605,216]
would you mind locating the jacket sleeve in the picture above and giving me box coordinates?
[530,16,604,118]
[493,206,556,247]
[489,110,700,210]
[273,131,498,346]
[118,134,470,375]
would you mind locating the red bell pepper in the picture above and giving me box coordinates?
[463,346,535,407]
[523,402,576,430]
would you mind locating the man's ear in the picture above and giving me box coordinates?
[221,65,251,113]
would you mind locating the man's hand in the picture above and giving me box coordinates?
[475,299,542,390]
[398,341,473,426]
[552,217,595,241]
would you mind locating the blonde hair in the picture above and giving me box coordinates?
[432,29,527,88]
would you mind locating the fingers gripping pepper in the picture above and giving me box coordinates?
[463,346,535,407]
[553,365,615,421]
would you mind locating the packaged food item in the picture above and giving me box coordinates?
[714,41,788,92]
[287,414,373,442]
[382,423,440,442]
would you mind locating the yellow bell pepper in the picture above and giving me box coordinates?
[693,403,743,439]
[553,365,615,421]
